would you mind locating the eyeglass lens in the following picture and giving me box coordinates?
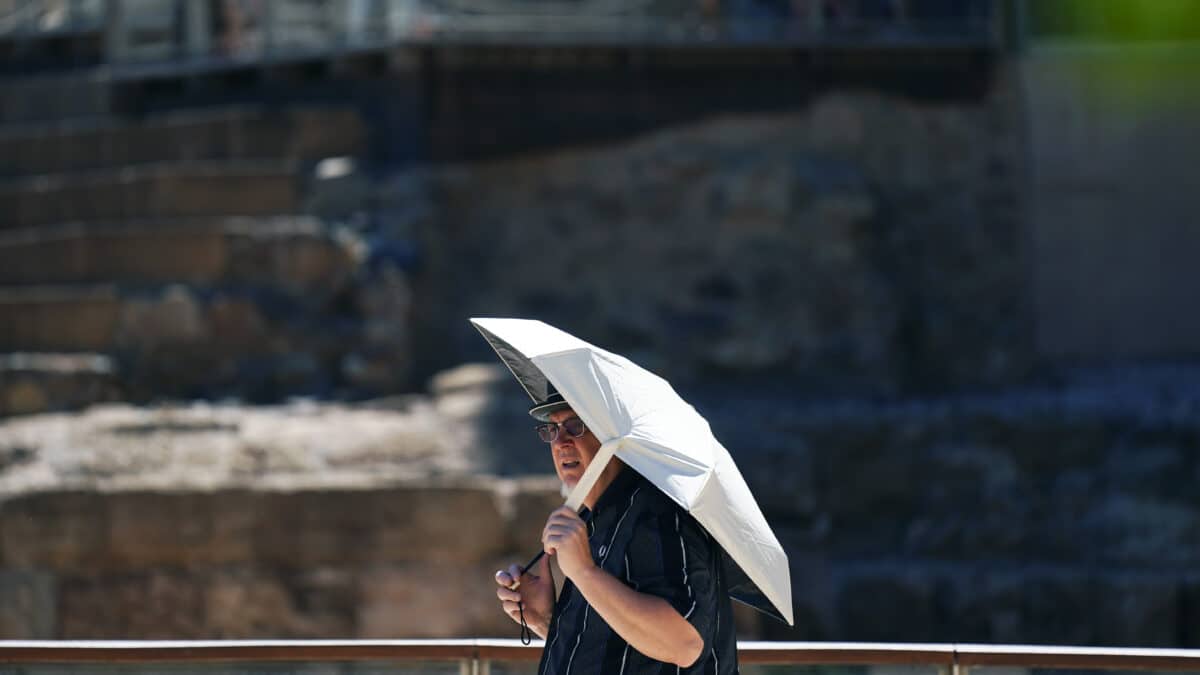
[536,417,586,443]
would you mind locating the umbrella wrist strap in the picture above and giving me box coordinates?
[518,602,533,645]
[516,437,618,645]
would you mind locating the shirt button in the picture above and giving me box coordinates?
[598,544,608,557]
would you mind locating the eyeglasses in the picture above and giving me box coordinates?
[535,417,587,443]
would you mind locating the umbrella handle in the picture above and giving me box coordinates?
[515,506,592,581]
[512,506,592,644]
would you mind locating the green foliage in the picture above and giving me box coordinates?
[1030,0,1200,41]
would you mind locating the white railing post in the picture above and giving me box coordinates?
[102,0,129,63]
[183,0,211,59]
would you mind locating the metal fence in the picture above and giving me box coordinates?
[0,0,103,35]
[3,641,1200,675]
[0,0,1000,67]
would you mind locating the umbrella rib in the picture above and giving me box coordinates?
[470,322,544,403]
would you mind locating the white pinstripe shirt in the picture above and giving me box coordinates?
[537,468,738,675]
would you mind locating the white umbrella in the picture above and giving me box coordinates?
[472,317,794,625]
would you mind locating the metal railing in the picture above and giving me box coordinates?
[1,0,1002,67]
[3,640,1200,674]
[0,0,103,35]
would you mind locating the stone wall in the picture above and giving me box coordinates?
[0,218,412,410]
[0,104,401,415]
[1022,47,1200,360]
[3,364,1199,645]
[3,51,1198,647]
[398,81,1031,395]
[0,389,562,639]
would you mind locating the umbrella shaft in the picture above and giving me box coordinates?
[520,550,545,577]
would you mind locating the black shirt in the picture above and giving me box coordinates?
[537,467,739,675]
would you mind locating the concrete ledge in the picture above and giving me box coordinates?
[0,107,366,177]
[0,479,562,638]
[0,163,300,229]
[0,217,350,286]
[0,286,121,352]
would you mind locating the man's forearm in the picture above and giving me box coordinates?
[571,565,704,667]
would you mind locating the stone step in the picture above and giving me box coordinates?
[0,285,122,353]
[0,352,120,416]
[0,71,110,125]
[0,26,104,76]
[0,214,359,355]
[0,162,301,229]
[0,217,356,289]
[0,107,366,177]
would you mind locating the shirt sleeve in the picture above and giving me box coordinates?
[624,505,719,656]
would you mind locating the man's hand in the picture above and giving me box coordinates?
[494,554,553,639]
[542,506,595,580]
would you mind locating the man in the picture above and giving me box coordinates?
[495,392,739,674]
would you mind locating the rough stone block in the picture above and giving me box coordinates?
[0,492,110,570]
[116,285,210,349]
[93,227,228,284]
[250,487,511,567]
[0,287,121,351]
[1184,579,1200,648]
[1019,575,1096,646]
[835,569,938,642]
[206,566,357,638]
[357,561,515,638]
[0,106,363,177]
[147,170,298,219]
[291,108,367,159]
[409,95,1033,395]
[0,166,300,229]
[105,493,234,570]
[58,570,206,639]
[0,569,56,638]
[1092,576,1180,647]
[225,225,357,297]
[0,225,228,285]
[0,352,120,416]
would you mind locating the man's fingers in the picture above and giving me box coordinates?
[551,506,580,519]
[542,531,574,551]
[547,521,578,535]
[502,600,523,621]
[546,511,584,526]
[496,586,521,603]
[495,569,514,587]
[542,521,583,535]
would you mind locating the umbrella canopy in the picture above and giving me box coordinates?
[472,317,793,625]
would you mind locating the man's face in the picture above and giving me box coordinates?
[547,408,602,490]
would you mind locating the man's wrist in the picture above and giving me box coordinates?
[568,563,603,592]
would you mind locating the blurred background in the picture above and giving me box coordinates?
[0,0,1198,648]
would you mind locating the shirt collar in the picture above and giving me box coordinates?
[589,462,642,519]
